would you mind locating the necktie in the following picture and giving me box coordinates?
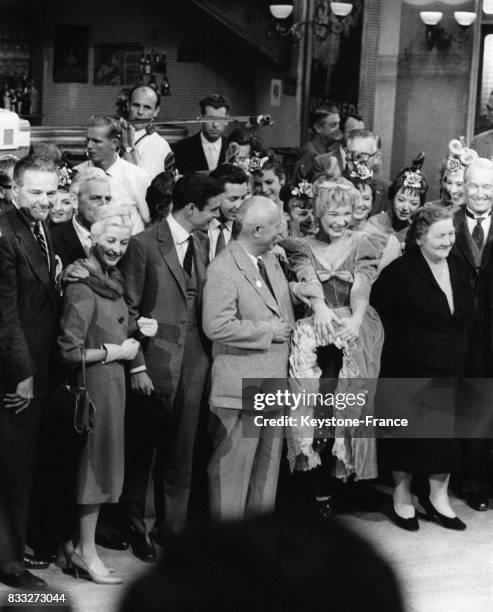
[257,257,274,297]
[33,222,50,269]
[472,217,485,250]
[215,224,227,257]
[183,236,194,276]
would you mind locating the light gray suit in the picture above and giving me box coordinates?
[203,240,295,520]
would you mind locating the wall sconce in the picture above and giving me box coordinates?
[419,10,477,50]
[269,2,353,40]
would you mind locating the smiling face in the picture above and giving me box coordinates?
[442,169,466,206]
[93,224,132,268]
[253,169,284,204]
[352,183,373,221]
[255,206,283,253]
[189,194,221,231]
[286,198,317,237]
[392,187,421,222]
[319,202,352,240]
[50,191,76,224]
[417,218,455,263]
[220,181,249,222]
[465,165,493,215]
[13,169,58,222]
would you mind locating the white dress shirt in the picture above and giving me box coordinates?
[167,213,191,267]
[134,130,172,179]
[200,132,222,171]
[72,216,93,257]
[465,207,491,242]
[76,156,151,235]
[208,219,233,261]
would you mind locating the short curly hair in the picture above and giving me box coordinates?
[314,182,360,219]
[404,203,455,252]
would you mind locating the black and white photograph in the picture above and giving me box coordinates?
[0,0,492,611]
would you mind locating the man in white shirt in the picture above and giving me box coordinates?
[172,94,229,174]
[207,163,250,261]
[76,116,151,234]
[121,85,173,179]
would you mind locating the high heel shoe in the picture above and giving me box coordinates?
[68,552,123,585]
[418,497,466,531]
[389,505,419,531]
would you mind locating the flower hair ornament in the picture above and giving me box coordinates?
[291,179,314,199]
[348,162,373,182]
[446,136,478,173]
[234,152,269,175]
[57,165,75,190]
[403,152,425,190]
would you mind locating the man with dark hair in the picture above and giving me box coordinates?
[171,94,229,174]
[207,163,249,261]
[0,155,17,214]
[121,85,173,179]
[342,112,365,137]
[293,105,343,181]
[76,115,151,234]
[119,173,222,560]
[145,170,174,224]
[345,128,389,215]
[0,156,59,589]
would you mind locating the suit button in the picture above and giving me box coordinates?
[181,318,186,324]
[118,316,124,324]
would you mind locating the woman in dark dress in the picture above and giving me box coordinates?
[371,204,471,531]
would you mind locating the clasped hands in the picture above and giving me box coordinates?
[312,300,361,346]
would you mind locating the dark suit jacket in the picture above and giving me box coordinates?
[120,218,210,407]
[371,248,471,378]
[0,208,60,395]
[171,131,226,174]
[451,207,493,374]
[50,220,86,268]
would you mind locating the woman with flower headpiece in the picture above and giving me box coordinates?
[49,165,78,226]
[344,161,376,231]
[283,182,384,511]
[280,180,318,238]
[427,138,477,210]
[363,153,428,272]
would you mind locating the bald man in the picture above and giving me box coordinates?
[203,197,316,521]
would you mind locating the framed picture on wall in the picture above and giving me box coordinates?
[94,44,142,86]
[53,25,89,83]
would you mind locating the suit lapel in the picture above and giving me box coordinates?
[195,132,209,171]
[156,220,187,299]
[480,214,493,271]
[229,242,281,316]
[453,210,475,271]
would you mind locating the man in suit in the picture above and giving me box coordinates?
[0,156,59,589]
[206,163,249,262]
[452,157,493,511]
[0,155,17,215]
[203,196,317,521]
[172,94,229,174]
[120,173,222,560]
[51,168,112,267]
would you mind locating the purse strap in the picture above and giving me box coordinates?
[81,346,86,390]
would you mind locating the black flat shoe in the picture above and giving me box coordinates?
[389,505,419,531]
[128,530,157,563]
[419,497,467,531]
[23,553,50,570]
[0,569,47,589]
[466,491,489,512]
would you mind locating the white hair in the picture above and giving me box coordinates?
[90,204,133,238]
[70,167,110,197]
[464,157,493,183]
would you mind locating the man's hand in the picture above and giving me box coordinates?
[62,260,90,284]
[271,319,293,343]
[119,118,136,151]
[131,371,154,396]
[4,376,34,414]
[312,300,340,345]
[294,281,323,307]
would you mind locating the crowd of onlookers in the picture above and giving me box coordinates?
[1,86,493,592]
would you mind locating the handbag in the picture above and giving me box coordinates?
[64,348,96,434]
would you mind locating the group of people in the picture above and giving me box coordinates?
[1,87,493,593]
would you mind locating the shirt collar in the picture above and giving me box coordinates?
[103,155,121,177]
[465,206,492,220]
[73,215,92,240]
[168,213,190,245]
[200,131,221,151]
[210,218,233,231]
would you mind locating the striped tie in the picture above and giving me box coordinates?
[33,221,50,269]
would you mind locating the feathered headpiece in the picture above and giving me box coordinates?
[445,137,478,174]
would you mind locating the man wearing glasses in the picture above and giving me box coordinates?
[345,129,389,215]
[452,157,493,512]
[471,91,493,159]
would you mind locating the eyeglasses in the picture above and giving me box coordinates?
[345,149,380,163]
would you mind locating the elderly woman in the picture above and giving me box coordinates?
[364,153,428,272]
[371,204,471,531]
[58,205,156,583]
[284,182,384,495]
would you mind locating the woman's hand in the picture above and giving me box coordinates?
[338,315,362,343]
[312,300,340,345]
